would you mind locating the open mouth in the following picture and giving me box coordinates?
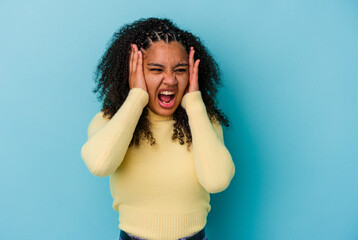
[158,90,176,108]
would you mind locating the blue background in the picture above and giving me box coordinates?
[1,0,357,239]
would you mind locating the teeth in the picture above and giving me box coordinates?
[160,91,175,95]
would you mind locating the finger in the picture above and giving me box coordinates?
[193,59,200,76]
[189,47,194,75]
[137,50,143,73]
[129,44,134,72]
[132,44,138,72]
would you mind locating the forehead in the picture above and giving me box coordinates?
[142,41,188,63]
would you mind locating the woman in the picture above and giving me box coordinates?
[80,17,235,240]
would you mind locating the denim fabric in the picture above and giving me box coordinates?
[119,229,207,240]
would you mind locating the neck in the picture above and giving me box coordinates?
[147,107,173,121]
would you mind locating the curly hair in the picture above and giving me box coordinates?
[92,17,229,148]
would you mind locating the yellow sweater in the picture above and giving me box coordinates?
[81,88,235,240]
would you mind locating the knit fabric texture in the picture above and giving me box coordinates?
[81,88,235,240]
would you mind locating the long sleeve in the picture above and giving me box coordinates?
[80,88,149,177]
[181,91,235,193]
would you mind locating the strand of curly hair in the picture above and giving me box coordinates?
[92,17,229,148]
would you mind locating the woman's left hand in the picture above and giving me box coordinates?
[185,46,200,93]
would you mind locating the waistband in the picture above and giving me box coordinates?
[118,206,208,239]
[120,227,206,240]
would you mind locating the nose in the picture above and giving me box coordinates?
[162,72,177,86]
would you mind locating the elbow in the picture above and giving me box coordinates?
[203,160,236,194]
[203,183,227,194]
[204,172,234,194]
[80,144,111,177]
[91,168,111,178]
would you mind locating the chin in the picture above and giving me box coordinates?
[153,106,177,116]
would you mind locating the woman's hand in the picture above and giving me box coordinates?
[129,44,147,92]
[185,46,200,93]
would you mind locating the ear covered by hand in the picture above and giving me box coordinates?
[129,44,147,92]
[185,46,200,94]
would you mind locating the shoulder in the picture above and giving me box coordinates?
[86,110,110,138]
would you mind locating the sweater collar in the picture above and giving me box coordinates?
[147,107,173,121]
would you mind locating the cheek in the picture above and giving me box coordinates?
[178,74,189,89]
[144,73,161,94]
[143,70,150,84]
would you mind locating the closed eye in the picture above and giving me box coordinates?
[175,68,187,73]
[150,68,163,72]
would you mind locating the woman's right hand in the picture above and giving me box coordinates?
[129,44,147,92]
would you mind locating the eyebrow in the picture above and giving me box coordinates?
[147,63,189,68]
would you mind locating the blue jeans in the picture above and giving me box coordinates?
[119,228,207,240]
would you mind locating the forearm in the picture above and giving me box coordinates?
[81,88,149,177]
[181,91,235,193]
